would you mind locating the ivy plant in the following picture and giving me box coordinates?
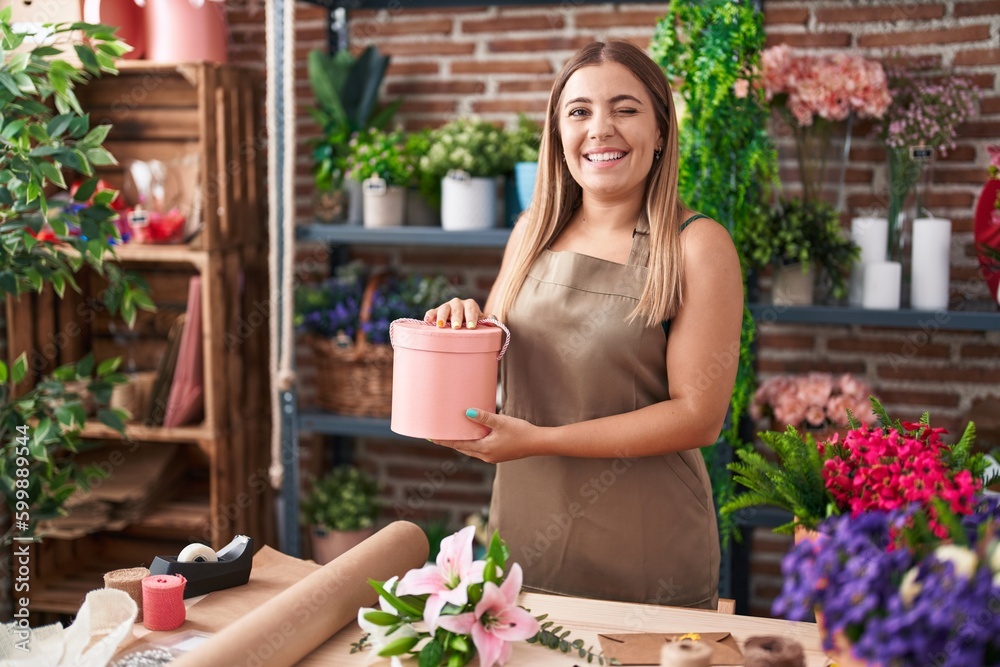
[652,0,778,543]
[0,12,155,544]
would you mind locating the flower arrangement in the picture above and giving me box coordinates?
[346,128,418,187]
[356,526,609,667]
[750,372,875,430]
[301,465,380,533]
[736,198,859,299]
[294,262,454,346]
[722,398,994,533]
[977,146,1000,303]
[420,117,516,182]
[773,499,1000,666]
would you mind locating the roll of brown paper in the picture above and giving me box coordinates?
[660,640,712,667]
[104,566,150,622]
[744,635,806,667]
[170,521,429,667]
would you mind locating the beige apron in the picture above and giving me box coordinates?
[489,215,720,609]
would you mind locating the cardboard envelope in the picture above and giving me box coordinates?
[598,631,744,665]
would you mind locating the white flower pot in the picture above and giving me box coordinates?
[772,263,815,306]
[441,171,497,231]
[362,178,406,228]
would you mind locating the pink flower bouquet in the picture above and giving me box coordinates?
[355,526,608,666]
[750,372,877,430]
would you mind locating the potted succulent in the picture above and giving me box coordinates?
[0,14,154,544]
[509,114,542,214]
[308,46,401,225]
[737,198,859,306]
[346,128,416,229]
[420,117,515,231]
[301,465,381,564]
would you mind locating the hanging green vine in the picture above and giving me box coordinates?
[651,0,778,544]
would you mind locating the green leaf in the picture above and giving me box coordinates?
[74,44,100,71]
[376,635,419,657]
[368,580,422,618]
[39,160,66,189]
[54,403,86,430]
[0,359,7,383]
[130,288,157,312]
[47,113,74,138]
[0,72,20,98]
[76,353,95,378]
[418,638,443,667]
[82,124,111,146]
[96,407,125,432]
[97,357,122,377]
[361,610,400,626]
[73,177,98,202]
[1,118,26,141]
[12,353,28,384]
[85,147,117,166]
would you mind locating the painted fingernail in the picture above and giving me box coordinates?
[466,408,477,418]
[466,321,476,329]
[452,322,461,329]
[437,319,445,327]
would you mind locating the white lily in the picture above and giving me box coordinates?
[933,544,978,579]
[899,566,922,606]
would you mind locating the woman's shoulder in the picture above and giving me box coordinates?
[679,213,734,250]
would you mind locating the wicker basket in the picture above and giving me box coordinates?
[310,275,394,417]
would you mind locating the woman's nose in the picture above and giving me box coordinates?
[587,112,614,140]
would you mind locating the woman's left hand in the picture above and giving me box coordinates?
[429,409,538,463]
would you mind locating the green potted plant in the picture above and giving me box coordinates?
[301,465,381,564]
[308,46,402,225]
[346,128,416,229]
[0,13,154,545]
[509,114,542,220]
[404,129,440,227]
[420,117,515,231]
[737,198,859,306]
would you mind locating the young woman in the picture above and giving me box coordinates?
[425,41,744,608]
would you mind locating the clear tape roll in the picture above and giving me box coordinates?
[177,543,218,563]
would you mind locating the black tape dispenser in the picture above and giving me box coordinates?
[149,535,253,598]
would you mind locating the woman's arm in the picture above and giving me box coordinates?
[446,217,744,462]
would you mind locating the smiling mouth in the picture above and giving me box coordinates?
[584,150,628,163]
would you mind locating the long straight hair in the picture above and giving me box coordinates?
[496,41,686,327]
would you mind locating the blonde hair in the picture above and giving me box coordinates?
[496,40,686,328]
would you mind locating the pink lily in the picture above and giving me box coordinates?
[395,525,486,628]
[436,563,540,667]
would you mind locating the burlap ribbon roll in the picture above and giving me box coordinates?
[104,567,150,622]
[660,640,712,667]
[744,635,806,667]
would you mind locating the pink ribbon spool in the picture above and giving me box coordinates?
[142,574,187,631]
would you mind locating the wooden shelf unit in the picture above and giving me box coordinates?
[4,63,272,617]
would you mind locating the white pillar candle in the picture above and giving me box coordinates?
[848,217,888,306]
[862,261,901,310]
[910,217,952,311]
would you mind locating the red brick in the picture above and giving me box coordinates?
[952,266,984,281]
[386,465,486,485]
[757,359,866,374]
[827,337,950,358]
[845,167,874,183]
[350,18,453,40]
[960,121,1000,139]
[962,343,1000,359]
[387,61,441,76]
[846,193,885,209]
[954,48,1000,67]
[451,60,553,75]
[387,80,486,95]
[937,168,991,184]
[756,332,817,350]
[982,96,1000,115]
[924,191,976,209]
[959,73,996,92]
[877,365,1000,384]
[380,41,476,57]
[764,7,809,25]
[401,487,491,505]
[877,389,961,408]
[400,99,459,114]
[498,78,557,93]
[403,118,448,132]
[472,98,550,113]
[765,32,852,48]
[575,10,667,28]
[488,36,594,54]
[937,145,977,162]
[622,36,653,51]
[954,0,1000,17]
[849,145,887,162]
[399,249,503,267]
[462,15,564,32]
[816,4,944,23]
[858,25,991,48]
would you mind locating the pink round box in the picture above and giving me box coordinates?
[389,319,509,440]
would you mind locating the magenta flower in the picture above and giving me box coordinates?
[395,525,486,629]
[436,564,540,667]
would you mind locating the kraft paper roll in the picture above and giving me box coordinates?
[910,217,952,311]
[170,520,429,667]
[744,635,805,667]
[660,640,712,667]
[104,567,150,623]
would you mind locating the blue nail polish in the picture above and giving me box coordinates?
[466,408,477,418]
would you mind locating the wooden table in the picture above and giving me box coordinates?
[298,592,829,666]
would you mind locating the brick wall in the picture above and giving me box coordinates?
[222,0,1000,615]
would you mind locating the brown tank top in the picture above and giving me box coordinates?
[489,213,720,608]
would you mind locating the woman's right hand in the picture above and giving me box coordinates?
[425,298,484,329]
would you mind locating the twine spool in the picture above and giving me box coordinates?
[744,635,806,667]
[660,640,712,667]
[142,574,187,631]
[104,567,150,622]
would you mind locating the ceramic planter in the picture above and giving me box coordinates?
[310,526,376,565]
[362,177,406,228]
[772,263,815,306]
[441,171,497,231]
[514,161,538,211]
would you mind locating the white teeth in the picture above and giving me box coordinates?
[586,151,625,162]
